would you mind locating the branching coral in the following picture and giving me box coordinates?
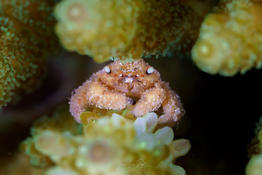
[69,59,184,126]
[0,0,58,108]
[55,0,205,62]
[22,106,191,175]
[192,0,262,76]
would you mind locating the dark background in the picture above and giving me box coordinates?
[149,56,262,175]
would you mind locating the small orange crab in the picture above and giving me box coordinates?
[69,59,184,126]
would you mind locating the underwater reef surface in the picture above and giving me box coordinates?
[0,0,58,108]
[55,0,213,63]
[192,0,262,76]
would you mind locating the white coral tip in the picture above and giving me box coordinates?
[134,112,158,136]
[155,127,174,145]
[171,139,191,159]
[137,133,156,150]
[112,113,125,125]
[46,167,78,175]
[169,164,186,175]
[134,117,147,136]
[144,112,158,132]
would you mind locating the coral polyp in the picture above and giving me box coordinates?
[55,0,204,62]
[0,0,58,108]
[69,59,184,126]
[192,0,262,76]
[22,107,191,175]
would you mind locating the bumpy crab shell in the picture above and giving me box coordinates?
[69,59,184,126]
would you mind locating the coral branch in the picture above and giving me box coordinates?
[192,0,262,76]
[21,107,191,175]
[55,0,205,62]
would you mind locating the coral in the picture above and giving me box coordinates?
[192,0,262,76]
[70,59,184,126]
[246,154,262,175]
[246,117,262,175]
[21,105,82,168]
[0,0,57,46]
[22,107,191,175]
[0,0,58,108]
[55,0,204,62]
[0,16,46,108]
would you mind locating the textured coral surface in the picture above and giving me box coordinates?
[0,0,58,108]
[69,59,184,126]
[55,0,204,62]
[22,106,190,175]
[192,0,262,76]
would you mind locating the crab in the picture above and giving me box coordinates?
[69,59,184,126]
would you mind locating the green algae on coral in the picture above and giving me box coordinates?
[0,0,59,108]
[0,16,47,107]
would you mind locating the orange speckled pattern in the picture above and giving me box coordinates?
[69,59,184,126]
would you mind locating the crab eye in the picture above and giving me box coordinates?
[146,67,154,75]
[104,66,111,73]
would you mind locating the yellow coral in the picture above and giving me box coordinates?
[192,0,262,76]
[0,0,58,108]
[22,107,190,175]
[21,105,81,168]
[55,0,202,63]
